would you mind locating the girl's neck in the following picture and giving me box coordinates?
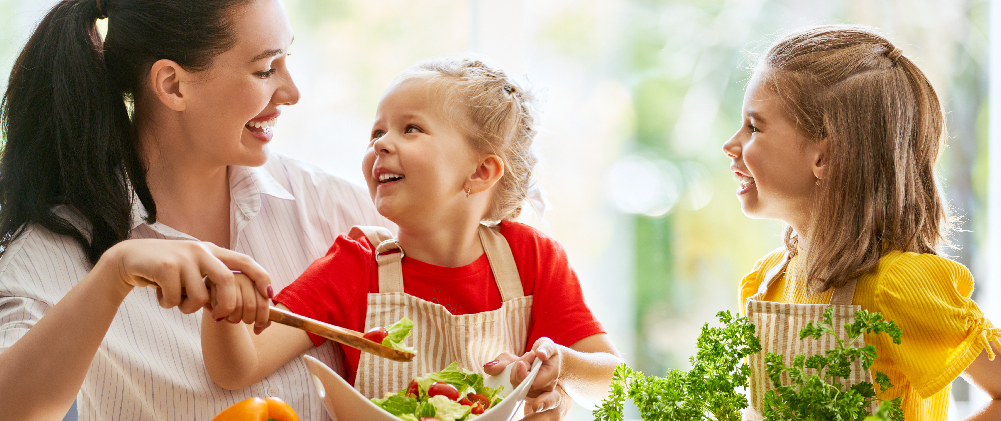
[140,129,232,247]
[396,218,486,268]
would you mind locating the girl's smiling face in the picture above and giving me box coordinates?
[362,77,480,227]
[722,72,825,232]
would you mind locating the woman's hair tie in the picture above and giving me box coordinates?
[96,0,108,19]
[504,84,515,94]
[886,47,904,64]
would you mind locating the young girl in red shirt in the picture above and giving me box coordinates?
[201,57,622,419]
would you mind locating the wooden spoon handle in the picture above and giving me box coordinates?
[268,306,415,363]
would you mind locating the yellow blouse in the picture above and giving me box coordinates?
[739,249,1001,420]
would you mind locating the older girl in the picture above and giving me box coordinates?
[201,58,623,420]
[723,25,1001,419]
[0,0,384,419]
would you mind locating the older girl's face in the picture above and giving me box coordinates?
[179,0,299,168]
[722,73,823,231]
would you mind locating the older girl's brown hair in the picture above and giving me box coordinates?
[396,58,538,222]
[757,25,952,292]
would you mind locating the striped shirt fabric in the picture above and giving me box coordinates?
[0,153,391,420]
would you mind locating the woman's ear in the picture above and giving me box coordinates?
[810,138,828,181]
[149,59,187,112]
[468,155,505,195]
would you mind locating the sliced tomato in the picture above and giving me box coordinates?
[362,327,389,343]
[467,393,490,409]
[471,403,485,415]
[428,382,460,401]
[459,398,473,406]
[406,379,420,397]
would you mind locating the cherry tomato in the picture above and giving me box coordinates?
[362,327,389,343]
[471,403,485,415]
[428,382,460,401]
[467,393,490,409]
[459,398,472,406]
[406,379,420,397]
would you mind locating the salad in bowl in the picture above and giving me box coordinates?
[303,356,542,421]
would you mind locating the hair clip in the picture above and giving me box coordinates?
[503,84,515,94]
[886,47,904,64]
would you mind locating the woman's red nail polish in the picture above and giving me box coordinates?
[484,360,499,367]
[267,285,274,299]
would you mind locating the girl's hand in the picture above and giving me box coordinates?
[100,239,271,319]
[483,337,572,420]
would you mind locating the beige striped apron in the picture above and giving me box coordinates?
[744,252,872,420]
[351,224,534,399]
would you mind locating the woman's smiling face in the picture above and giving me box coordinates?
[178,0,299,168]
[722,72,823,230]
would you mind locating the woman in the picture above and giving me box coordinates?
[0,0,385,419]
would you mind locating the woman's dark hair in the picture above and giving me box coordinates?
[1,0,250,264]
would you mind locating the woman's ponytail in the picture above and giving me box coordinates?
[1,0,142,264]
[1,0,247,265]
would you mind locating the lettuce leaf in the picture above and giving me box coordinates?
[428,395,471,421]
[382,317,417,354]
[371,394,418,416]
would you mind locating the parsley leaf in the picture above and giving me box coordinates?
[594,311,762,421]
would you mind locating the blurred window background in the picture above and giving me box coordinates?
[0,0,996,420]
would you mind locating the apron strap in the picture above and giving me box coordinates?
[748,250,859,306]
[828,278,858,306]
[478,224,525,302]
[349,226,405,293]
[753,251,791,298]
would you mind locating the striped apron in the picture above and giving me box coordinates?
[350,224,534,399]
[744,252,872,420]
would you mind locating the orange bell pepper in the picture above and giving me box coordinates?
[212,396,300,421]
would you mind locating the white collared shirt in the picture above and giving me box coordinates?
[0,153,390,420]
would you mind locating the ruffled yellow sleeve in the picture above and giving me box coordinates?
[739,248,787,315]
[870,252,1000,398]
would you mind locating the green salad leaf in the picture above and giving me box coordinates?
[372,362,505,420]
[382,317,417,353]
[370,395,418,416]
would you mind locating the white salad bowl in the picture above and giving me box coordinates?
[302,355,544,421]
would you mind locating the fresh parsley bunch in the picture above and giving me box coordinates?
[761,307,904,421]
[593,311,762,421]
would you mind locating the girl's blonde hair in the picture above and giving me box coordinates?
[757,25,952,292]
[396,57,538,223]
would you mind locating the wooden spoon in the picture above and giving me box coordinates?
[267,306,416,362]
[198,273,415,363]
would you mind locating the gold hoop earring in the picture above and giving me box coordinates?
[465,186,471,198]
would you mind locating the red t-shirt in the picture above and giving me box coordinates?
[275,220,605,385]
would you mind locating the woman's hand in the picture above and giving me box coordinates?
[483,334,622,420]
[483,337,572,420]
[211,273,273,335]
[0,238,273,420]
[101,239,272,320]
